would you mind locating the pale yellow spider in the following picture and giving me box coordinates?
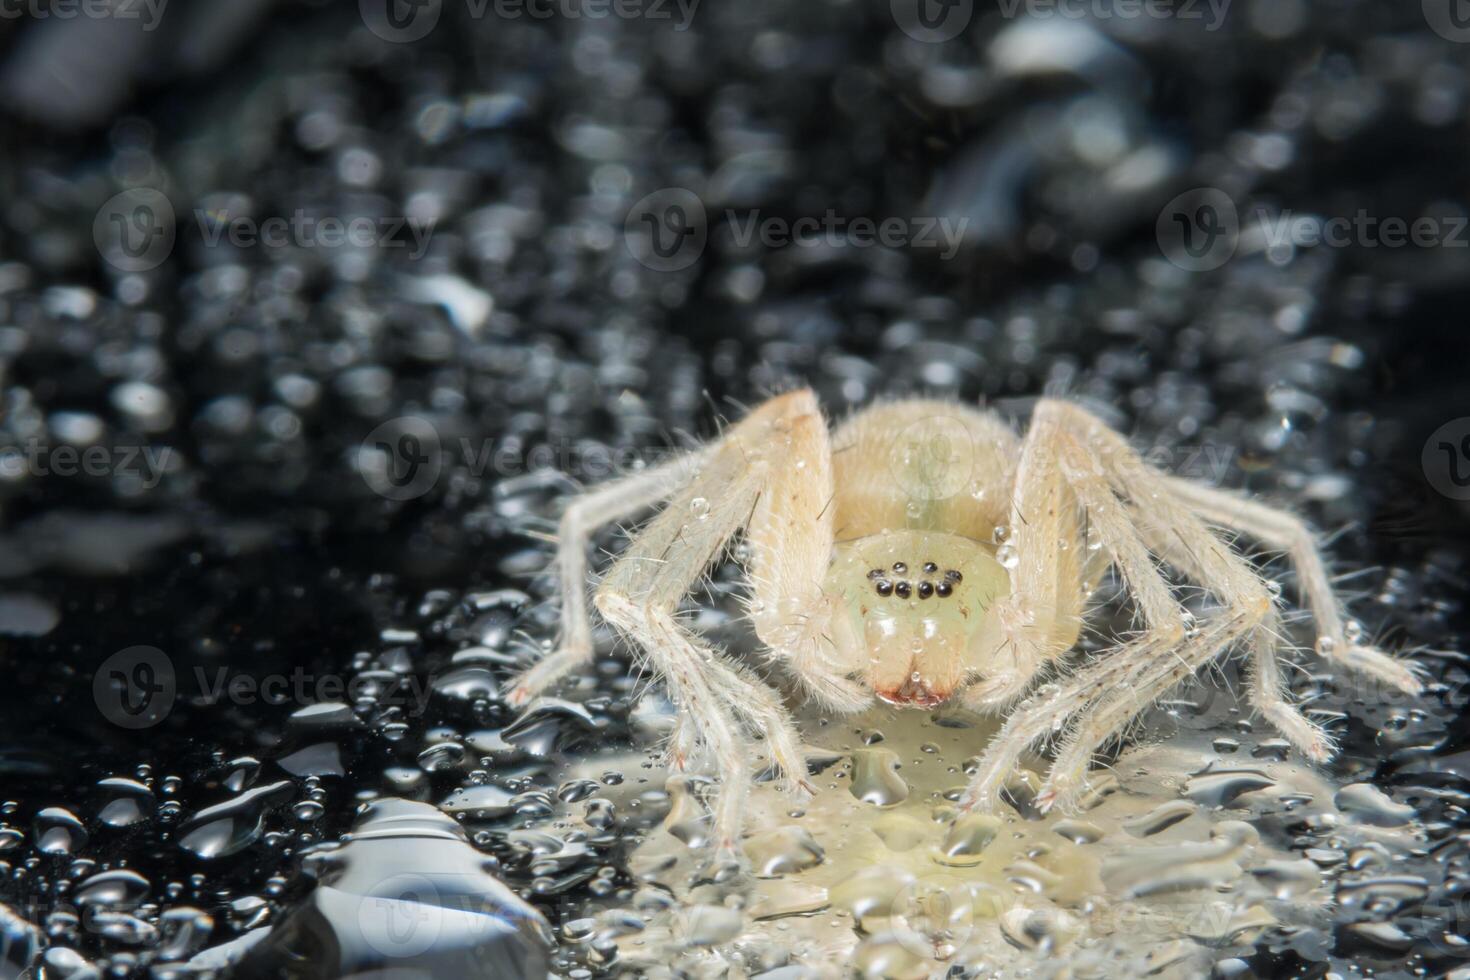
[505,390,1421,857]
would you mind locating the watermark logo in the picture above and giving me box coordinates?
[360,0,443,42]
[1156,187,1239,272]
[1423,417,1470,501]
[1424,0,1470,43]
[887,416,976,502]
[94,189,176,273]
[359,874,444,958]
[1421,891,1470,958]
[891,0,973,42]
[94,645,176,730]
[890,875,999,958]
[360,416,444,501]
[624,187,708,272]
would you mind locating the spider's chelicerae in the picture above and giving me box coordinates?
[506,391,1421,857]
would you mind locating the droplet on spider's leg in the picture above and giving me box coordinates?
[690,497,710,520]
[993,524,1011,545]
[1344,619,1364,644]
[1315,636,1337,656]
[996,544,1018,569]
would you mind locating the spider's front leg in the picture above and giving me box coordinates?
[505,453,703,707]
[961,400,1196,809]
[592,390,849,858]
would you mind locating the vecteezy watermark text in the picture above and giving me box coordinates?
[0,440,173,489]
[359,0,699,43]
[995,0,1230,30]
[725,211,968,260]
[890,0,1229,43]
[94,646,434,729]
[1158,187,1470,272]
[357,415,1239,502]
[195,209,436,260]
[623,187,970,272]
[93,189,438,272]
[0,0,168,30]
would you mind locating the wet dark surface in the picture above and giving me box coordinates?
[1,1,1469,976]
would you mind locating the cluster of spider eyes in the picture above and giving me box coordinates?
[866,561,963,599]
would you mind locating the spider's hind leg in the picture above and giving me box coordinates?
[1162,477,1422,697]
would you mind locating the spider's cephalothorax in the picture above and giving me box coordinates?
[506,390,1421,858]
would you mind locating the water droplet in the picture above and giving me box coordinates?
[76,869,151,909]
[936,813,1001,866]
[681,904,742,946]
[1121,800,1197,837]
[1315,635,1337,656]
[440,784,517,821]
[226,799,552,975]
[1052,819,1103,844]
[177,781,293,859]
[689,497,710,520]
[1334,783,1415,827]
[34,807,87,855]
[849,748,910,807]
[743,826,825,877]
[1182,768,1275,808]
[996,543,1019,568]
[96,777,154,828]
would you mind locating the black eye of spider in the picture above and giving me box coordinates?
[936,581,953,597]
[875,580,893,596]
[945,569,962,583]
[922,561,938,573]
[892,561,907,574]
[917,581,934,599]
[868,568,885,579]
[894,581,912,598]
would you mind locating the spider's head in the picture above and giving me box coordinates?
[824,530,1009,708]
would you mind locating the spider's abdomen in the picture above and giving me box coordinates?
[824,530,1009,706]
